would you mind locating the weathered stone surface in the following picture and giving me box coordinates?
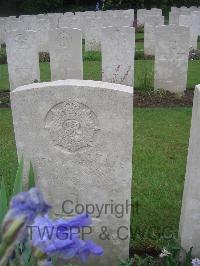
[6,30,40,91]
[85,16,102,51]
[5,19,24,33]
[179,85,200,257]
[179,14,199,49]
[49,28,83,80]
[59,14,80,29]
[11,79,133,266]
[169,10,181,25]
[192,11,200,35]
[101,26,135,86]
[48,13,63,29]
[19,15,37,31]
[137,9,146,26]
[190,6,199,11]
[154,25,190,93]
[144,15,164,55]
[0,18,6,44]
[35,18,50,52]
[137,8,162,26]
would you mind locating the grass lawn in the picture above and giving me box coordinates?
[135,42,144,51]
[132,107,191,248]
[0,109,17,194]
[0,107,192,249]
[135,32,144,41]
[0,59,200,92]
[135,60,200,90]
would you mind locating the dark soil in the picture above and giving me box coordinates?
[0,91,10,108]
[0,89,194,109]
[134,89,194,108]
[129,246,162,265]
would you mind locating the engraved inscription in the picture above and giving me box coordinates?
[45,100,100,152]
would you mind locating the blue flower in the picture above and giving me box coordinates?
[192,258,200,266]
[2,188,51,240]
[31,213,104,262]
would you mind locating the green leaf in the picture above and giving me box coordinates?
[0,179,8,226]
[13,158,23,196]
[28,162,35,189]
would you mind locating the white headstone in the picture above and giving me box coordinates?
[5,19,24,33]
[6,30,40,91]
[49,28,83,81]
[11,79,133,266]
[35,18,50,52]
[192,11,200,35]
[144,15,164,55]
[154,25,190,93]
[169,10,181,25]
[179,84,200,257]
[171,6,179,12]
[19,15,37,31]
[190,6,199,11]
[101,26,135,86]
[48,13,63,29]
[0,18,6,44]
[179,14,199,49]
[137,9,146,26]
[59,14,80,29]
[85,16,101,51]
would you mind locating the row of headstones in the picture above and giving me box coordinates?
[0,9,134,51]
[138,8,200,54]
[7,24,192,94]
[6,26,135,90]
[169,6,200,25]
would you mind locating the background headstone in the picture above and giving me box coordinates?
[144,14,164,55]
[154,25,190,93]
[179,14,199,49]
[6,30,40,91]
[36,18,50,52]
[101,26,135,86]
[85,16,102,51]
[49,28,83,80]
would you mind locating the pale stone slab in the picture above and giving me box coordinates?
[192,11,200,35]
[137,9,146,26]
[171,6,179,12]
[190,6,199,11]
[19,15,37,31]
[11,79,133,266]
[0,18,6,44]
[6,30,40,91]
[35,18,50,52]
[85,16,102,51]
[137,8,162,26]
[101,26,135,86]
[154,25,190,93]
[5,19,24,33]
[59,14,80,29]
[179,14,199,49]
[49,28,83,80]
[48,13,63,29]
[169,10,181,25]
[179,85,200,257]
[144,15,164,55]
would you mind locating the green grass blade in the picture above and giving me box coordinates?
[28,162,35,189]
[0,179,8,225]
[13,158,23,196]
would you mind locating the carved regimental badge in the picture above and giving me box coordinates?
[45,100,100,152]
